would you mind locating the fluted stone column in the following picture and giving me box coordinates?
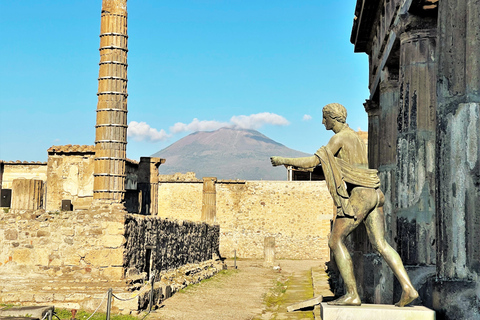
[395,21,437,267]
[368,75,400,304]
[434,1,480,317]
[93,0,128,202]
[378,75,400,243]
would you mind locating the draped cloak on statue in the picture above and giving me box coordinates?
[313,146,380,219]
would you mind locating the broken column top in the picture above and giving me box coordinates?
[102,0,127,15]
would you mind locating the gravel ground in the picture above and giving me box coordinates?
[147,259,326,320]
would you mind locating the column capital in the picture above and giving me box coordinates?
[364,99,379,114]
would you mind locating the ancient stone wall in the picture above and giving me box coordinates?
[124,214,220,277]
[1,162,47,189]
[0,204,127,311]
[157,180,333,261]
[0,206,223,313]
[46,151,95,211]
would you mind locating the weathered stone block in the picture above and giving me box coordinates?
[36,230,50,237]
[102,221,125,235]
[101,266,124,279]
[18,293,35,303]
[12,248,33,265]
[65,293,88,302]
[34,293,54,303]
[84,248,124,267]
[35,248,51,266]
[101,235,125,248]
[5,229,18,240]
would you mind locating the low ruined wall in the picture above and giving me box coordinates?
[124,214,220,276]
[0,204,127,311]
[1,163,47,189]
[157,180,333,260]
[0,205,223,313]
[46,154,95,212]
[122,215,223,311]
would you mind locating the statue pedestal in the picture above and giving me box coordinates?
[320,303,435,320]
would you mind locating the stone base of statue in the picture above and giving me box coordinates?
[320,302,435,320]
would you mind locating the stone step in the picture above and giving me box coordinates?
[0,306,54,319]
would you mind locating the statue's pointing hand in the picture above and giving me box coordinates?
[270,156,284,167]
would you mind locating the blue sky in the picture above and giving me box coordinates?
[0,0,369,162]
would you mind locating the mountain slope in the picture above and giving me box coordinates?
[152,127,312,180]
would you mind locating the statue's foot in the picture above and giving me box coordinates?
[327,293,361,306]
[395,287,419,307]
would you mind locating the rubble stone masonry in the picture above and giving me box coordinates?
[0,204,222,312]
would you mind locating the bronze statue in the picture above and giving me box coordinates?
[271,103,418,307]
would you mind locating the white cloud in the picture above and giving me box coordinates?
[129,112,290,143]
[170,118,229,134]
[128,121,170,142]
[170,112,289,134]
[303,114,312,121]
[230,112,290,129]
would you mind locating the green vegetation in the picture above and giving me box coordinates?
[54,309,139,320]
[178,269,239,294]
[0,303,17,310]
[2,208,9,213]
[263,278,290,309]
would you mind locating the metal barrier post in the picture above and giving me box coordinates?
[106,288,113,320]
[148,275,156,312]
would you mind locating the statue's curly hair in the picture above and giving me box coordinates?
[322,103,347,123]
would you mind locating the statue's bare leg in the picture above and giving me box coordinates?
[364,202,419,307]
[327,188,376,306]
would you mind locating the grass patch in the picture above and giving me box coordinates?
[178,269,239,294]
[251,276,290,320]
[54,309,139,320]
[263,278,290,309]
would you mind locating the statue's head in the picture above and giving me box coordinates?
[322,103,347,131]
[322,103,347,123]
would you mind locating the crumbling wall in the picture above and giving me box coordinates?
[0,203,127,311]
[123,214,220,276]
[0,205,223,313]
[157,180,333,260]
[46,153,95,211]
[1,162,47,189]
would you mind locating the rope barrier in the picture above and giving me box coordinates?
[85,291,108,320]
[112,291,142,301]
[40,312,49,320]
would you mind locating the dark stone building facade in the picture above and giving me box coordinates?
[350,1,479,318]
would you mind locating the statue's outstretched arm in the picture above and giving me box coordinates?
[270,155,320,169]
